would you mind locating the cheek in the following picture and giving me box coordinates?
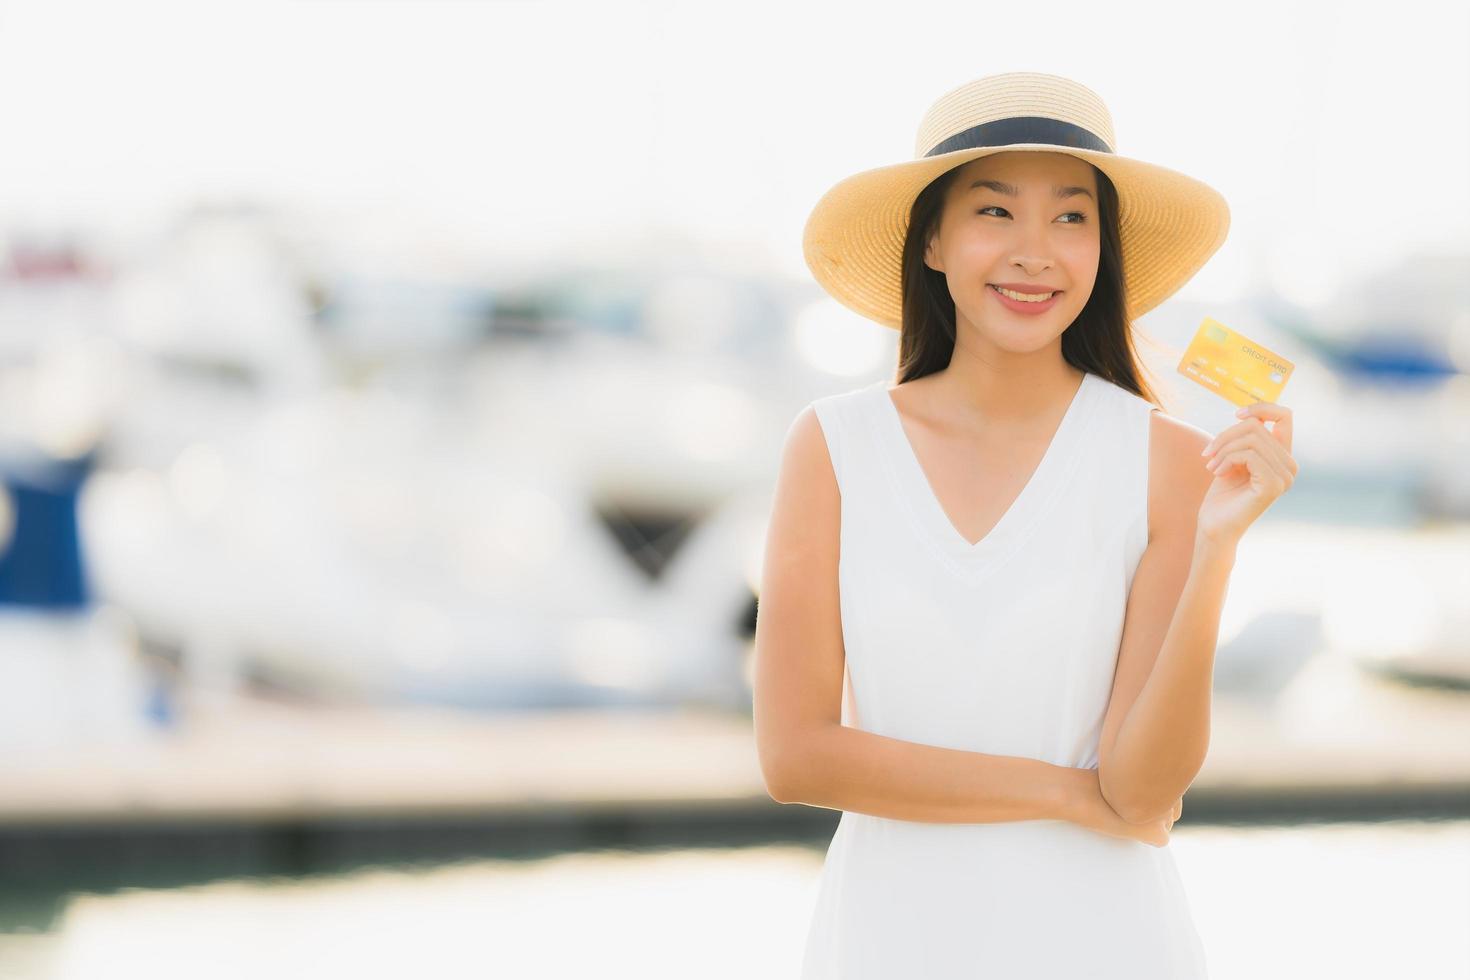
[950,231,1005,265]
[1062,239,1101,288]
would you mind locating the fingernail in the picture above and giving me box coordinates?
[1235,407,1249,417]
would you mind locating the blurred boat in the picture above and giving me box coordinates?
[75,213,869,715]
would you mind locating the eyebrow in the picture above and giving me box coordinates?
[968,178,1094,201]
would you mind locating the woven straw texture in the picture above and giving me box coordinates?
[803,72,1230,329]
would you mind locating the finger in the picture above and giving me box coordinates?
[1205,430,1296,477]
[1231,437,1296,484]
[1202,415,1282,458]
[1234,401,1293,454]
[1207,425,1298,471]
[1207,447,1293,491]
[1201,418,1263,458]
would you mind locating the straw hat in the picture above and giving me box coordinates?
[802,71,1231,329]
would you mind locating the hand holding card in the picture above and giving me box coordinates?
[1186,318,1301,544]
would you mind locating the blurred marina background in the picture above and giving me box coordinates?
[0,0,1467,977]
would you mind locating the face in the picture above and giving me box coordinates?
[923,151,1100,353]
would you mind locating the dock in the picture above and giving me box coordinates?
[0,648,1465,887]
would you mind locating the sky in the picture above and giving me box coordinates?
[0,0,1465,309]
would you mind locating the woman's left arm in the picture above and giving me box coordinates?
[1097,402,1299,825]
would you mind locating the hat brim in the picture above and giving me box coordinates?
[802,143,1230,329]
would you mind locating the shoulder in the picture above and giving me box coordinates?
[1091,375,1212,540]
[806,381,883,447]
[809,379,884,418]
[764,388,869,581]
[1090,374,1210,457]
[1146,405,1213,541]
[783,381,882,486]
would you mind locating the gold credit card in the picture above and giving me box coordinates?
[1176,317,1294,407]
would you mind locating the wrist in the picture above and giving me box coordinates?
[1193,529,1238,566]
[1050,765,1093,823]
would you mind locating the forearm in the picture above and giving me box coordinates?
[1101,531,1237,822]
[771,722,1076,824]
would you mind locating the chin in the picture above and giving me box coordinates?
[972,326,1066,353]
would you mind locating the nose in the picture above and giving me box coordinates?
[1010,220,1055,275]
[1011,255,1053,276]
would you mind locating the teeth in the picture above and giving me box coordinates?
[992,285,1055,302]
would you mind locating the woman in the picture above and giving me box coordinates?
[752,72,1298,978]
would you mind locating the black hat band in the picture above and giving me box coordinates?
[924,115,1113,158]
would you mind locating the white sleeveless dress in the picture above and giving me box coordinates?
[800,370,1210,979]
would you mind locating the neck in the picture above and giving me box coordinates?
[931,343,1085,425]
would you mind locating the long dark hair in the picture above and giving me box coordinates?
[895,160,1160,406]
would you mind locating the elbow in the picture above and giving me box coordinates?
[1098,744,1209,825]
[760,754,791,803]
[758,743,807,805]
[758,757,789,804]
[760,729,832,805]
[763,763,808,806]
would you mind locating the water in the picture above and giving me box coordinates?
[0,819,1465,979]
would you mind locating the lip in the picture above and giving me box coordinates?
[987,283,1063,315]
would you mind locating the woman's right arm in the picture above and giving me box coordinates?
[751,407,1177,845]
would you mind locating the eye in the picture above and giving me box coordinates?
[976,206,1088,224]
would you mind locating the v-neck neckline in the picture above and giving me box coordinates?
[872,371,1102,578]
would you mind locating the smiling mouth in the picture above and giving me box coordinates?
[989,284,1061,302]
